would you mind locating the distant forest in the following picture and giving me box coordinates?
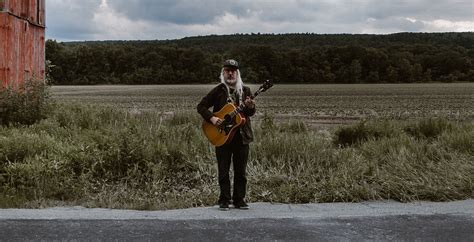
[46,32,474,84]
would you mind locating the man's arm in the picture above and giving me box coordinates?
[197,85,227,126]
[197,87,217,123]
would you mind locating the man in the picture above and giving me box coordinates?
[197,59,256,210]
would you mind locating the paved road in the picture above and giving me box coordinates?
[1,200,473,241]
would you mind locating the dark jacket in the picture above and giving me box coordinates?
[197,83,256,144]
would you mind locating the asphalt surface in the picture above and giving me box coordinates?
[1,200,473,241]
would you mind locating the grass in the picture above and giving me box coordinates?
[0,80,50,126]
[0,103,472,209]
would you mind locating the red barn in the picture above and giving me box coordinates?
[0,0,45,88]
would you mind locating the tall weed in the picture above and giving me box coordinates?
[333,120,399,146]
[404,118,453,139]
[0,104,472,208]
[0,80,51,126]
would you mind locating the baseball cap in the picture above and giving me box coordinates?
[223,59,239,69]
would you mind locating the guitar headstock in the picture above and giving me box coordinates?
[252,79,273,99]
[258,79,273,93]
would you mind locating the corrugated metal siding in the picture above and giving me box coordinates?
[0,0,45,88]
[38,0,44,26]
[1,0,44,27]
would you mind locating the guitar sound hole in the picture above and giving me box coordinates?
[221,114,235,134]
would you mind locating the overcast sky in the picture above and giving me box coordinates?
[46,0,473,41]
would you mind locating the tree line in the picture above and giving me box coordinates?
[46,32,474,84]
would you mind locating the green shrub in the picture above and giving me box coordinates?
[279,120,307,133]
[3,155,79,201]
[0,130,61,164]
[404,118,452,139]
[333,120,398,147]
[260,112,276,132]
[437,124,474,155]
[0,80,51,126]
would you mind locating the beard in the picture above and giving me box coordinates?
[220,68,244,100]
[225,77,237,86]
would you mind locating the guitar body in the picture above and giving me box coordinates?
[201,79,273,146]
[202,103,246,147]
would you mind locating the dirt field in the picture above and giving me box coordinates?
[51,83,474,128]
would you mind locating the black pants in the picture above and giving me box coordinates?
[215,130,249,203]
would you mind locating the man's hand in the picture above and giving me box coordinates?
[210,116,223,126]
[244,97,255,109]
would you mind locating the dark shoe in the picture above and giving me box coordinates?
[219,201,230,211]
[233,200,249,209]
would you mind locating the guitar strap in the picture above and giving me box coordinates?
[224,83,242,105]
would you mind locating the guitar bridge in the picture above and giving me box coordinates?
[218,122,234,135]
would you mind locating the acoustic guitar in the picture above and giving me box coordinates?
[202,80,273,147]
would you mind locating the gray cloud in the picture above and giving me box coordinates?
[46,0,102,40]
[45,0,474,41]
[106,0,473,24]
[367,17,427,33]
[107,0,248,24]
[363,0,473,21]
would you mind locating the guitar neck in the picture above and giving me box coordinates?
[232,80,272,117]
[234,88,262,113]
[252,89,262,99]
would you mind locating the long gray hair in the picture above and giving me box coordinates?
[219,68,244,103]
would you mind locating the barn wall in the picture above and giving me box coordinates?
[0,0,45,88]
